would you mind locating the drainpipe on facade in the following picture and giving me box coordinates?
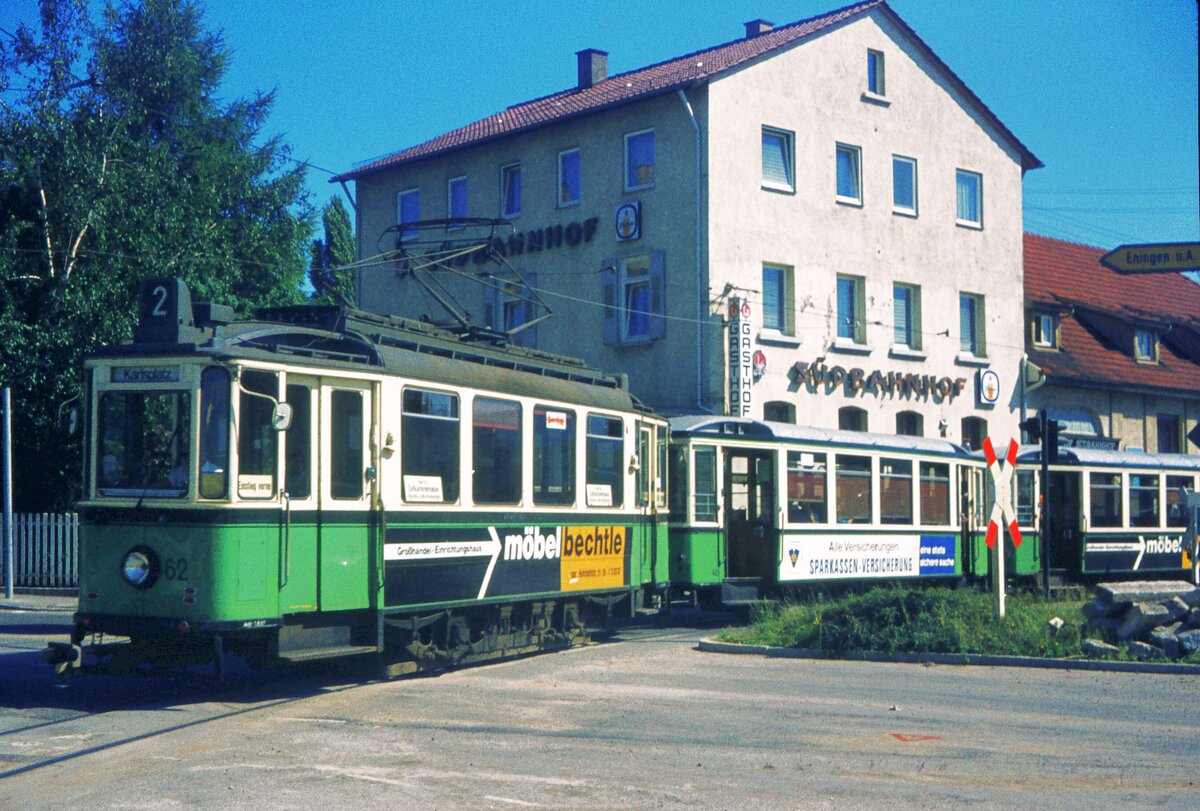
[677,88,711,414]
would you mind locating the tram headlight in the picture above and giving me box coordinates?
[121,546,159,589]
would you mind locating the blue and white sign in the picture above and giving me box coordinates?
[918,535,957,576]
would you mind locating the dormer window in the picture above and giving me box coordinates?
[1031,311,1057,348]
[1134,328,1157,362]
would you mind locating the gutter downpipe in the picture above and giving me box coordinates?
[678,88,712,414]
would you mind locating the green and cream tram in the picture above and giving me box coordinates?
[666,416,1040,603]
[57,279,669,677]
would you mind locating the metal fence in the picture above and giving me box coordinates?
[3,513,79,588]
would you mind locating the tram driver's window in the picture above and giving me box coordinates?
[1129,474,1159,528]
[237,370,278,499]
[199,367,230,499]
[534,406,575,505]
[880,458,912,524]
[835,455,873,523]
[473,397,521,505]
[330,390,363,500]
[402,388,460,503]
[693,446,718,522]
[920,462,951,526]
[587,415,624,508]
[787,451,827,523]
[284,384,311,500]
[1089,472,1121,528]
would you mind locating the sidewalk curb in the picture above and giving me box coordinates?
[697,638,1200,676]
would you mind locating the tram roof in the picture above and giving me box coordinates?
[1015,445,1200,471]
[667,416,973,458]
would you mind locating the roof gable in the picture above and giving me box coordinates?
[334,1,1039,183]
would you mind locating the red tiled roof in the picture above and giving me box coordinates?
[334,0,1040,183]
[1023,232,1200,394]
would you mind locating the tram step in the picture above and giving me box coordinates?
[278,644,379,663]
[721,578,763,605]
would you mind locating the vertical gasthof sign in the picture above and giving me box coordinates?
[727,297,754,416]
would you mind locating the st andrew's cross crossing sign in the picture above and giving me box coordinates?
[982,437,1021,550]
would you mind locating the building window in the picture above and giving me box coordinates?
[1031,311,1057,348]
[956,169,982,227]
[896,411,923,437]
[602,252,665,345]
[839,406,867,432]
[837,274,865,344]
[396,188,420,241]
[1157,414,1181,454]
[558,149,580,207]
[486,275,538,348]
[762,126,794,192]
[836,143,862,204]
[762,263,793,334]
[1134,328,1157,362]
[447,177,467,224]
[893,282,921,349]
[961,416,986,451]
[892,156,916,215]
[959,293,986,356]
[867,49,885,95]
[624,129,655,190]
[764,401,796,424]
[501,163,521,218]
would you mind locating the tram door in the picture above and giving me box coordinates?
[1047,471,1082,572]
[724,450,777,580]
[277,375,319,613]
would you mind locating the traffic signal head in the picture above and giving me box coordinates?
[1046,419,1065,464]
[1019,417,1041,444]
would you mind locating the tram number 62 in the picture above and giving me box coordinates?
[163,558,188,581]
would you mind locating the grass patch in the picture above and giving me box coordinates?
[718,586,1094,658]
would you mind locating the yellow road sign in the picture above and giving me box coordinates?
[1099,242,1200,274]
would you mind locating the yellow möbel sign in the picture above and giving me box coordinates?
[560,525,626,591]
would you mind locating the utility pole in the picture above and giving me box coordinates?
[3,387,13,600]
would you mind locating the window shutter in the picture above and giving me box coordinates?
[761,133,790,188]
[601,261,619,345]
[894,287,909,345]
[648,250,666,340]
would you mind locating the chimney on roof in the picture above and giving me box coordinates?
[576,48,608,89]
[744,19,773,38]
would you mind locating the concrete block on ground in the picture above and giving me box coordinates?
[1181,588,1200,608]
[1189,608,1200,627]
[1178,629,1200,655]
[1082,599,1124,620]
[1127,640,1165,660]
[1148,626,1181,659]
[1087,617,1122,634]
[1161,596,1190,622]
[1097,581,1194,605]
[1118,602,1172,640]
[1082,639,1121,658]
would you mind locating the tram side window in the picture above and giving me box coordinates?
[1166,475,1195,526]
[637,427,651,507]
[880,458,913,525]
[402,388,460,503]
[656,431,668,508]
[1014,469,1035,527]
[238,370,278,499]
[920,462,950,526]
[1129,474,1159,528]
[534,406,575,505]
[1089,472,1122,528]
[331,390,364,500]
[693,446,718,522]
[836,455,872,524]
[284,384,311,500]
[199,367,230,499]
[587,416,624,508]
[787,451,827,523]
[473,397,521,505]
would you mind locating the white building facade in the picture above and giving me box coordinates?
[336,1,1042,448]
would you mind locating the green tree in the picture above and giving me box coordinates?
[308,196,355,304]
[0,0,314,510]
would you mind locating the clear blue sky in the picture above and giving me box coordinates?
[3,0,1197,249]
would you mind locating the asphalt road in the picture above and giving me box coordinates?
[1,609,1198,809]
